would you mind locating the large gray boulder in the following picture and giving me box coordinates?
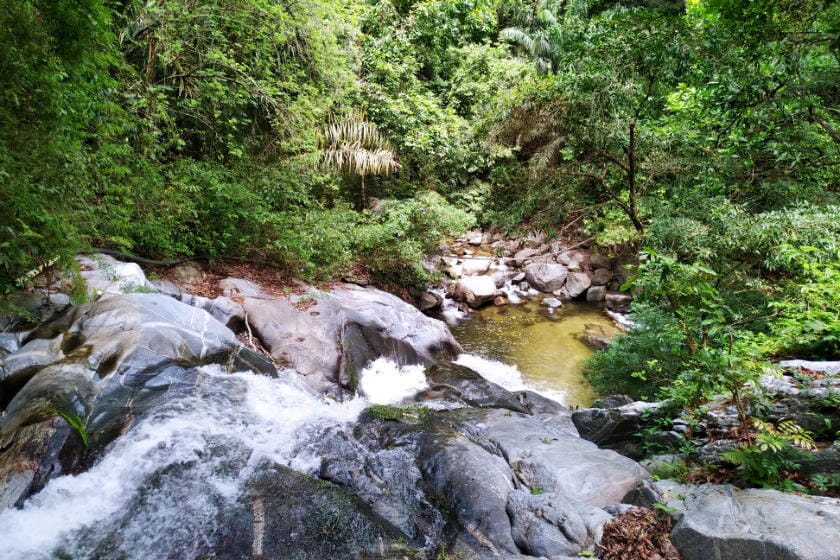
[524,263,569,292]
[243,283,461,395]
[512,248,540,267]
[565,272,592,298]
[75,254,151,296]
[459,257,492,276]
[418,404,649,557]
[656,480,840,560]
[419,420,520,555]
[452,276,497,308]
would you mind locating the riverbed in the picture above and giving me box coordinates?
[449,300,619,407]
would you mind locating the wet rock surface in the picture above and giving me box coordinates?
[3,255,836,560]
[241,283,461,396]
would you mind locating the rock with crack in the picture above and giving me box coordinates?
[242,283,461,396]
[417,404,649,558]
[418,419,520,556]
[507,490,611,557]
[655,480,840,560]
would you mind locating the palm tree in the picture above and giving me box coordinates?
[499,0,596,75]
[320,113,399,207]
[500,24,558,75]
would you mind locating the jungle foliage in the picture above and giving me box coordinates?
[1,0,838,394]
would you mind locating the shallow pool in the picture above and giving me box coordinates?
[449,300,618,407]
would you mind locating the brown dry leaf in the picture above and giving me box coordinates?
[598,508,682,560]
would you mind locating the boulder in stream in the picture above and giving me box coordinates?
[452,276,497,308]
[242,283,461,395]
[524,263,568,292]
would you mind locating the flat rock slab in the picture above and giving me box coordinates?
[656,480,840,560]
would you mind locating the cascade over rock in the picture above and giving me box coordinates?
[0,293,273,511]
[2,256,833,560]
[239,282,462,396]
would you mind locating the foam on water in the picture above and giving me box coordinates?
[359,357,429,405]
[0,366,387,560]
[455,353,527,392]
[454,353,568,405]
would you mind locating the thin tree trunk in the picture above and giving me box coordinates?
[627,122,645,233]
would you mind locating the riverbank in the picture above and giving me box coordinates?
[1,254,839,560]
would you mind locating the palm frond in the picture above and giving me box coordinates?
[321,112,398,177]
[500,27,535,54]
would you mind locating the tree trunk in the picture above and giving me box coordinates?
[627,122,645,233]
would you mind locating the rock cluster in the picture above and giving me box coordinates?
[2,255,839,560]
[430,229,636,312]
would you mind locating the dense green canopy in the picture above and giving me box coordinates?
[1,0,838,403]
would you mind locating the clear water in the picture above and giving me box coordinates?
[449,300,618,407]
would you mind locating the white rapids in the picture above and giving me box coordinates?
[0,359,431,560]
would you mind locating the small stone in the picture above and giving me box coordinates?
[553,288,571,301]
[541,297,563,308]
[592,268,612,286]
[586,286,606,303]
[419,291,443,311]
[589,254,611,270]
[494,296,509,307]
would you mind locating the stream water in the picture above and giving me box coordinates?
[449,300,619,407]
[0,283,620,558]
[0,363,432,560]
